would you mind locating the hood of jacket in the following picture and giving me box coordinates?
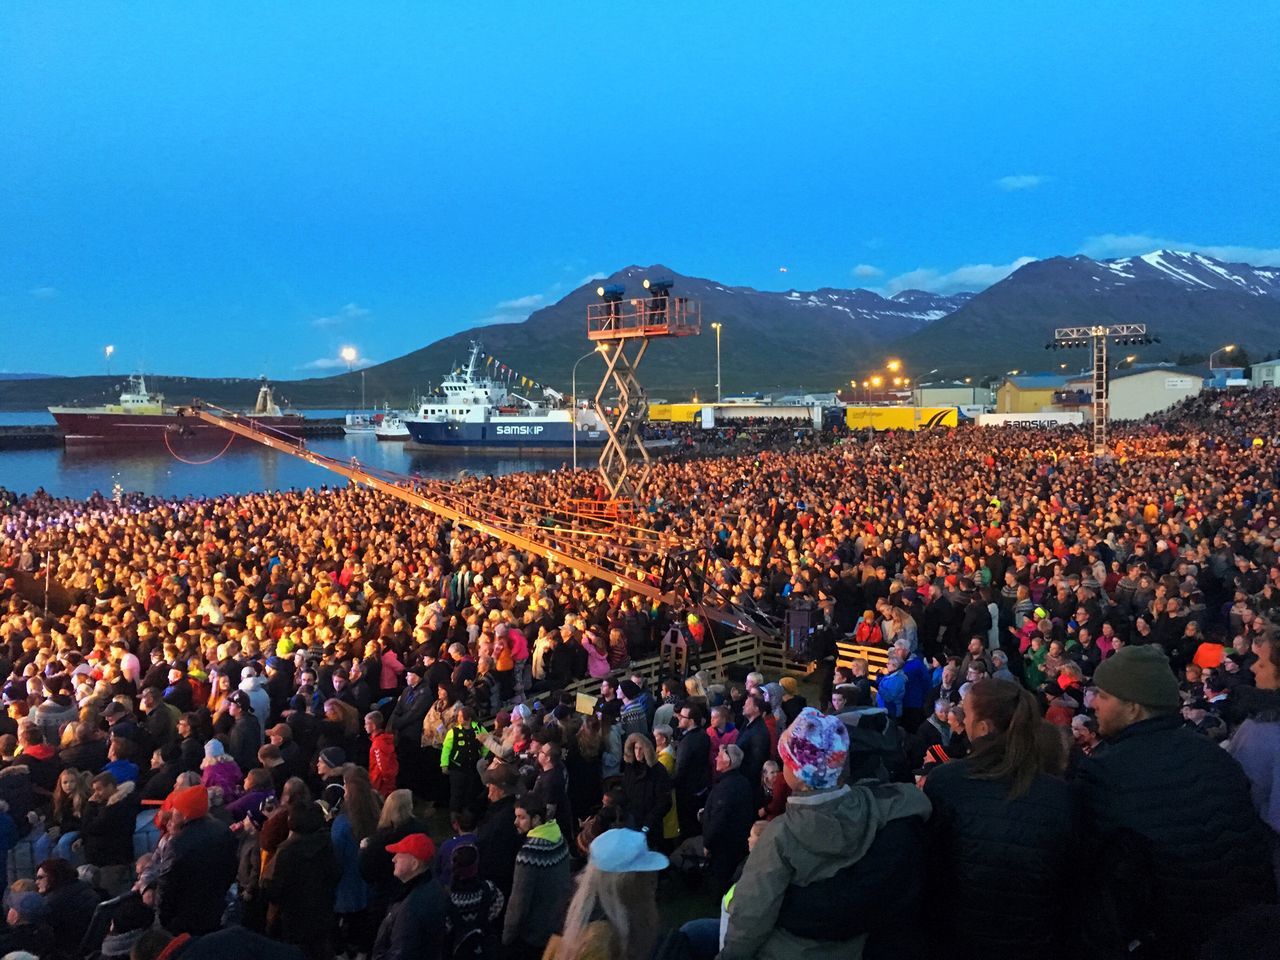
[238,675,267,694]
[776,782,931,886]
[283,827,332,863]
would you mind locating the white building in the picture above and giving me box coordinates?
[1252,358,1280,388]
[912,381,993,408]
[1060,367,1203,421]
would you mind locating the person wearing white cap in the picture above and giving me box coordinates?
[546,827,668,960]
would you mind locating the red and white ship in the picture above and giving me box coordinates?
[49,374,304,444]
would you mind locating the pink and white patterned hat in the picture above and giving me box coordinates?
[778,707,849,790]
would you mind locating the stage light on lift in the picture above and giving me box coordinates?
[596,284,625,301]
[643,277,673,295]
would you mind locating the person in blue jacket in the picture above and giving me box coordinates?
[876,655,907,720]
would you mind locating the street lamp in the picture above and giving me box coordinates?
[886,359,902,373]
[710,322,723,402]
[104,344,114,376]
[1209,344,1236,370]
[571,344,608,472]
[341,346,360,413]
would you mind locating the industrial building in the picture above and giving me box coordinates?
[995,374,1071,413]
[912,381,993,408]
[1057,367,1203,421]
[1251,358,1280,388]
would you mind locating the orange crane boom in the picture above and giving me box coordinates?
[179,404,774,640]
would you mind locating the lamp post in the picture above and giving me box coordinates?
[1209,344,1236,370]
[571,345,607,472]
[341,346,358,414]
[711,322,722,402]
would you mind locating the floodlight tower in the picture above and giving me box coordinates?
[586,277,700,500]
[1046,324,1158,456]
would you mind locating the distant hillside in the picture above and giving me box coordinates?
[359,265,971,401]
[4,251,1280,409]
[894,251,1280,375]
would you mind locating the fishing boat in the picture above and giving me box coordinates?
[404,342,606,451]
[373,411,410,441]
[49,375,303,444]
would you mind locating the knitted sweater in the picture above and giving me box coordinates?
[502,822,571,949]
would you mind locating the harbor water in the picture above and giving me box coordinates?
[0,420,569,499]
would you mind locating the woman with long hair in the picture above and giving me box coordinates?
[619,734,672,844]
[923,678,1078,958]
[320,697,361,757]
[549,828,667,960]
[207,672,232,715]
[49,767,92,861]
[331,764,380,957]
[359,787,430,906]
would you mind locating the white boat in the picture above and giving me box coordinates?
[404,341,606,451]
[374,412,410,441]
[342,412,382,436]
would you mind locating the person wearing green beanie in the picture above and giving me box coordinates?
[1078,644,1277,957]
[1091,645,1181,734]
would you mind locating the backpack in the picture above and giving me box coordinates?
[449,724,481,770]
[446,883,499,960]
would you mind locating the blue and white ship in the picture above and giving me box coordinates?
[404,342,607,451]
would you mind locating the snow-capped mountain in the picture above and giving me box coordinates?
[1084,250,1280,297]
[896,250,1280,373]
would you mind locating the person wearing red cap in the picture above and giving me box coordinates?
[155,784,238,936]
[371,832,447,960]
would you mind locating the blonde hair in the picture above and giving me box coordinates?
[378,788,414,831]
[553,864,658,960]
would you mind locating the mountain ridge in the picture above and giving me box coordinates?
[2,249,1279,409]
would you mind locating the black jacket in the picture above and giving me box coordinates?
[263,829,341,945]
[673,727,711,799]
[372,871,448,960]
[228,714,263,773]
[167,925,305,959]
[45,879,100,957]
[735,716,771,788]
[702,767,755,885]
[1078,713,1278,959]
[620,760,673,840]
[158,814,240,935]
[924,756,1080,959]
[388,684,430,744]
[80,784,141,867]
[475,794,522,896]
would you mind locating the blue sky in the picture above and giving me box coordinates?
[2,2,1277,377]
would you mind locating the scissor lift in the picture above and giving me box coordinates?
[586,281,700,500]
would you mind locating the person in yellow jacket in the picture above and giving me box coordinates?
[440,705,487,815]
[653,724,680,845]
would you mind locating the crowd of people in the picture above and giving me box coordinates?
[0,387,1276,959]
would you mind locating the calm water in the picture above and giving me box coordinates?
[0,432,570,500]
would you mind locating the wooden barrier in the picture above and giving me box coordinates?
[550,632,762,705]
[836,641,892,674]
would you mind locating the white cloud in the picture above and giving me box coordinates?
[996,174,1047,191]
[474,313,525,327]
[311,302,372,327]
[576,272,607,288]
[851,264,883,279]
[299,355,376,371]
[29,286,57,299]
[496,293,544,310]
[1080,233,1280,266]
[883,257,1036,295]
